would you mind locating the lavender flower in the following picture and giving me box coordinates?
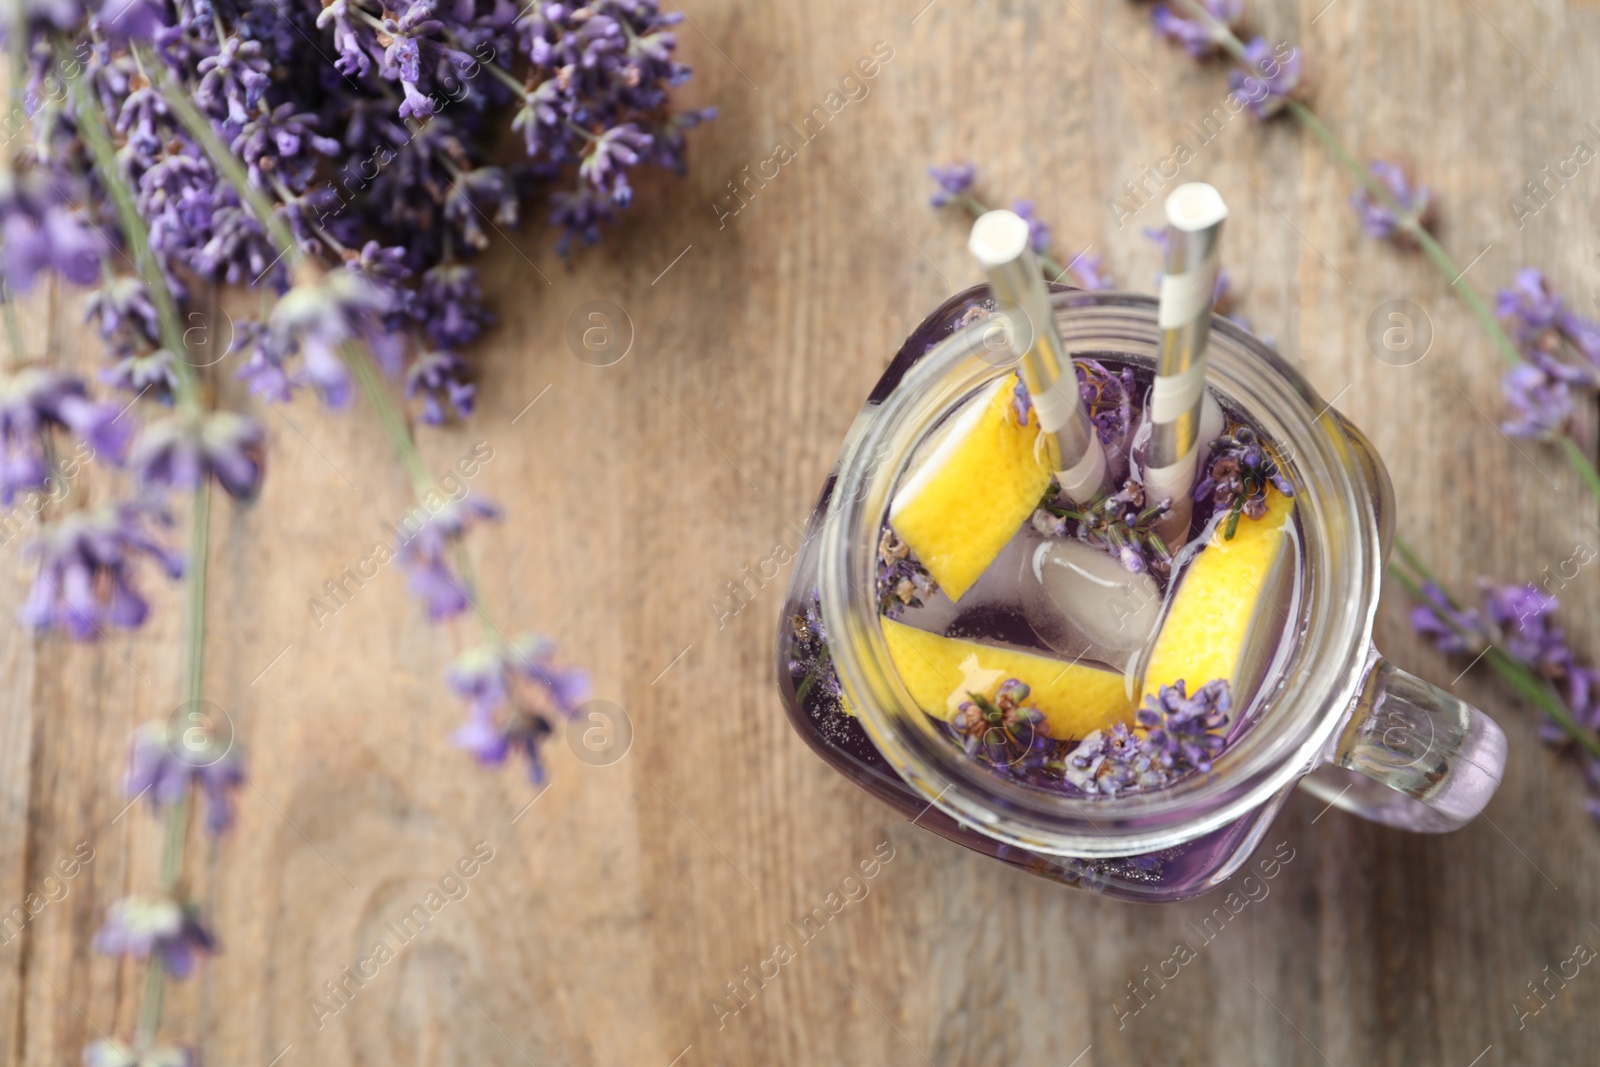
[1067,251,1114,291]
[1193,424,1295,536]
[1408,578,1600,817]
[1500,359,1577,439]
[789,591,842,708]
[263,270,390,409]
[125,720,246,835]
[876,527,938,618]
[449,635,590,783]
[1,367,132,503]
[1077,358,1136,446]
[1136,678,1232,773]
[393,492,502,619]
[96,0,167,43]
[83,1040,192,1067]
[1497,269,1600,366]
[1150,0,1243,57]
[130,411,265,501]
[1409,581,1493,657]
[19,503,183,639]
[1497,268,1566,347]
[1351,161,1432,241]
[93,896,213,978]
[1034,476,1173,576]
[405,350,476,425]
[1062,679,1233,794]
[1481,583,1573,678]
[1228,38,1302,118]
[1062,723,1170,795]
[928,162,977,208]
[85,277,160,343]
[0,174,106,293]
[949,679,1053,775]
[1010,199,1051,255]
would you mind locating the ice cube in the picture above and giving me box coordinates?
[1031,538,1163,673]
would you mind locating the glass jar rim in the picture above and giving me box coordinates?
[818,288,1385,857]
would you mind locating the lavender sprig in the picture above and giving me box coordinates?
[1062,679,1233,795]
[1147,0,1600,504]
[1390,538,1600,763]
[1192,423,1295,539]
[1033,475,1173,577]
[927,163,1114,291]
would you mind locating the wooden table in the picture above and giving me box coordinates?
[5,1,1599,1063]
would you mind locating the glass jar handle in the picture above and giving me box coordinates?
[1299,655,1507,832]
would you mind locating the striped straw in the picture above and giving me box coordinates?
[1146,182,1229,545]
[968,210,1107,503]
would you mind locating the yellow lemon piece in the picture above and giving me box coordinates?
[889,374,1054,601]
[880,617,1135,740]
[1141,488,1295,702]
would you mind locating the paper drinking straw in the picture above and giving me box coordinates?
[968,210,1107,503]
[1147,182,1229,545]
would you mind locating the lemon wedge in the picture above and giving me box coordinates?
[889,374,1054,601]
[1140,488,1295,702]
[880,617,1135,740]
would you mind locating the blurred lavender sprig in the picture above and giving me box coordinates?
[927,162,1114,291]
[1392,540,1600,819]
[1138,0,1600,503]
[1493,270,1600,442]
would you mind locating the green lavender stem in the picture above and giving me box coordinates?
[60,47,201,409]
[1390,536,1600,758]
[344,342,496,643]
[64,46,215,1052]
[1166,0,1600,501]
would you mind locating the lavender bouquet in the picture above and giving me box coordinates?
[2,1,711,1060]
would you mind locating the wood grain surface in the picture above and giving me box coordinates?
[5,1,1600,1064]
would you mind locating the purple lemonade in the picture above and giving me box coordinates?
[777,290,1310,901]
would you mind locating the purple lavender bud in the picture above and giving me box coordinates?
[1150,0,1242,57]
[448,635,590,782]
[1482,583,1572,678]
[1,199,106,293]
[131,411,265,500]
[1228,38,1302,119]
[125,720,246,835]
[85,276,161,343]
[268,269,392,409]
[1499,360,1574,439]
[406,350,476,425]
[1,367,133,503]
[1351,161,1431,241]
[927,162,977,208]
[93,896,213,978]
[1408,581,1493,656]
[394,492,502,620]
[1068,251,1114,291]
[19,502,183,639]
[96,0,168,42]
[1497,269,1564,346]
[1010,199,1051,255]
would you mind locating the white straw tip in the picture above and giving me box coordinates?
[1165,183,1229,232]
[968,210,1031,267]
